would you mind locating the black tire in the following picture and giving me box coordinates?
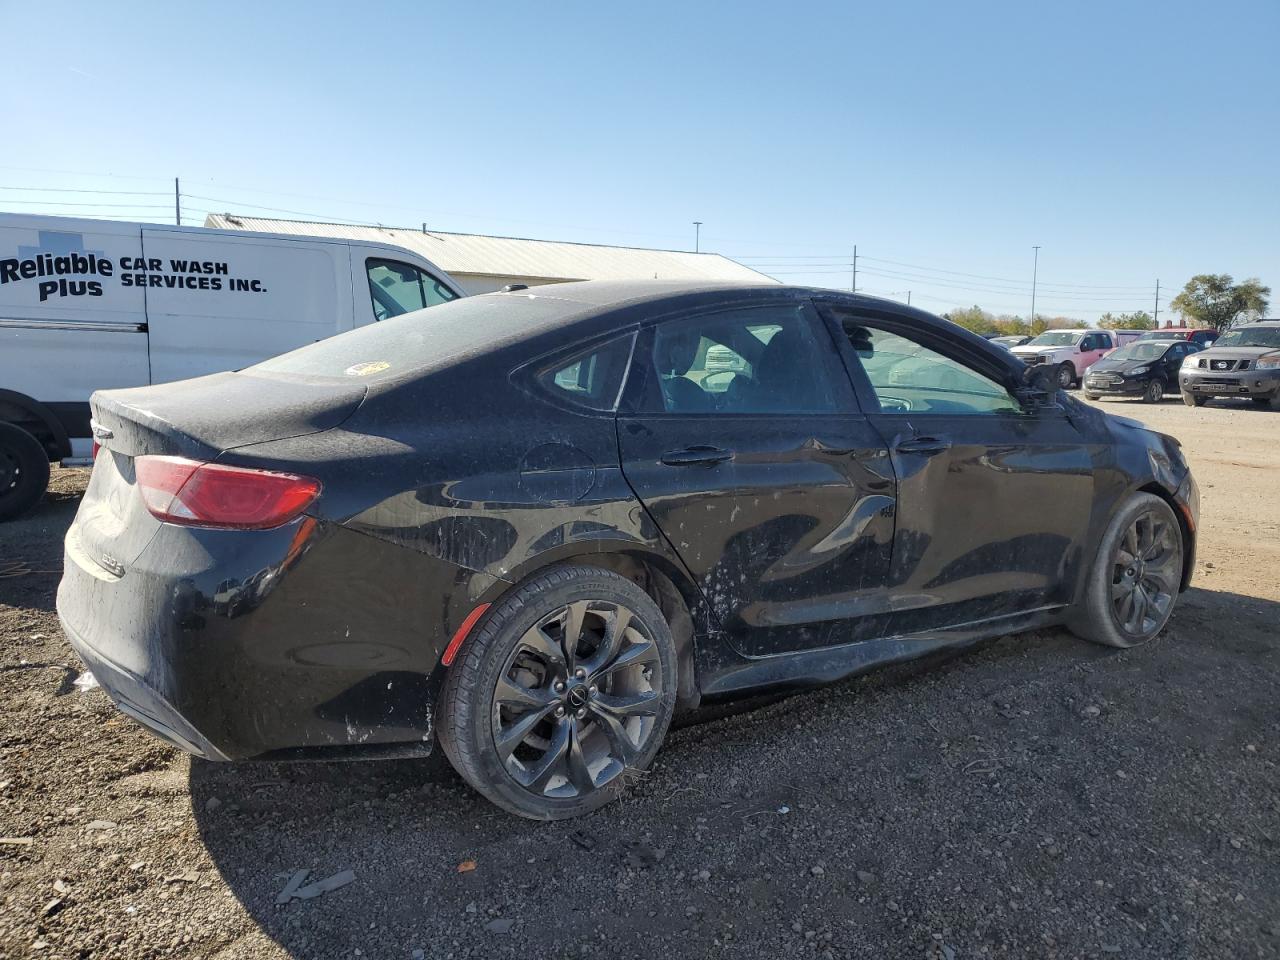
[1056,363,1076,390]
[1069,493,1183,649]
[1142,379,1165,404]
[1252,396,1272,407]
[1084,393,1101,401]
[1182,391,1206,408]
[0,423,50,522]
[437,564,678,820]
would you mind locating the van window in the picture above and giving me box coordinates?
[366,259,458,320]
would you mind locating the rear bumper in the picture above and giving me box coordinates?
[61,616,230,760]
[1179,369,1280,398]
[57,516,499,761]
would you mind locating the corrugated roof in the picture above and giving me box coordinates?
[202,214,777,285]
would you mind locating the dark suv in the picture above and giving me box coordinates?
[1178,320,1280,408]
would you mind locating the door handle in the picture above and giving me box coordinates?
[895,436,952,455]
[660,446,735,466]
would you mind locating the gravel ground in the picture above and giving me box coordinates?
[2,396,1278,960]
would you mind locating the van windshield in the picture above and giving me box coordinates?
[249,293,583,381]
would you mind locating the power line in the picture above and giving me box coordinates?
[0,185,171,196]
[0,199,174,209]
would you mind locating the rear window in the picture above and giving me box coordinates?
[249,293,583,381]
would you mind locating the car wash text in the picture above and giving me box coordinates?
[0,253,267,302]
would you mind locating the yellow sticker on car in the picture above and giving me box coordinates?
[344,361,390,377]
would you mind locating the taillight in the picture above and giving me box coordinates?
[135,456,321,530]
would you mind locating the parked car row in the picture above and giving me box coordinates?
[1010,328,1143,389]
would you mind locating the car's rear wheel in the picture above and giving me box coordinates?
[1069,493,1183,648]
[0,423,50,522]
[437,565,677,820]
[1142,379,1165,404]
[1056,363,1075,390]
[1182,391,1206,407]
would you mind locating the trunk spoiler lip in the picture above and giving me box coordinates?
[88,373,370,462]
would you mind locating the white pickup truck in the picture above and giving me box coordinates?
[0,213,464,520]
[1010,329,1142,389]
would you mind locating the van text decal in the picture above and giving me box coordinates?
[1,231,269,302]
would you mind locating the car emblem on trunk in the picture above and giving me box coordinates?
[98,553,125,577]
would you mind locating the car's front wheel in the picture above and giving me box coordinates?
[437,565,677,820]
[1182,391,1207,408]
[1056,363,1076,390]
[1069,493,1183,648]
[1142,379,1165,404]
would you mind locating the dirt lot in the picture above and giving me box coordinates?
[2,396,1278,960]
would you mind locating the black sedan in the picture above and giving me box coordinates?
[58,282,1198,820]
[1083,340,1203,403]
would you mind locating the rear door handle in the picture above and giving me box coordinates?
[895,436,952,455]
[660,446,735,466]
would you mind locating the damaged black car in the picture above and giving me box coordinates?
[57,282,1199,819]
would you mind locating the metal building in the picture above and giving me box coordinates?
[203,214,776,294]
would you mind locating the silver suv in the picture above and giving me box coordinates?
[1178,320,1280,408]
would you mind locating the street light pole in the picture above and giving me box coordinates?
[693,221,702,253]
[1030,246,1041,325]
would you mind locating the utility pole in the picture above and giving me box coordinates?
[174,177,181,225]
[1030,245,1041,325]
[906,291,911,306]
[1153,279,1160,327]
[693,221,702,253]
[851,245,857,293]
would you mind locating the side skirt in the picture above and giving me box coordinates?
[696,604,1067,701]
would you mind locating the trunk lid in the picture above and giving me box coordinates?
[72,372,365,571]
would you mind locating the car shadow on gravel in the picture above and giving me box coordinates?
[185,589,1280,959]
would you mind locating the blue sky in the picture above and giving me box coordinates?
[2,0,1276,322]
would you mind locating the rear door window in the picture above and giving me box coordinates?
[641,303,842,415]
[366,258,458,320]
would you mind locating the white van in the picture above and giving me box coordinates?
[0,213,464,520]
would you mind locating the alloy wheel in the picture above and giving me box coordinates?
[1145,380,1164,403]
[1057,364,1074,389]
[1110,509,1179,638]
[490,600,662,798]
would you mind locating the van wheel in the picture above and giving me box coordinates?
[1069,493,1183,649]
[0,423,50,522]
[1182,392,1206,408]
[437,565,678,820]
[1142,380,1165,404]
[1056,363,1075,389]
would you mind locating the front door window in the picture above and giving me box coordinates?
[366,258,457,320]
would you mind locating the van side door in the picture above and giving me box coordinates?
[141,229,353,383]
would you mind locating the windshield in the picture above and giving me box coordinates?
[1108,342,1169,362]
[1139,330,1181,340]
[1027,331,1082,347]
[1214,327,1280,349]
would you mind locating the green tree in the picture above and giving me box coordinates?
[1100,310,1155,330]
[943,305,995,334]
[1169,275,1270,332]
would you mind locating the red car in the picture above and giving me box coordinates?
[1138,328,1219,347]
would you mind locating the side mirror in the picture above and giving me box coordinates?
[1015,364,1059,412]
